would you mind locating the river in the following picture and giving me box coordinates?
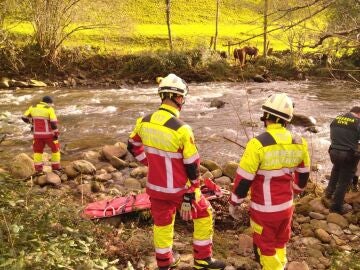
[1,80,359,179]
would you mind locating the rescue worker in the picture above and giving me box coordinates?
[127,74,225,270]
[324,106,360,213]
[229,93,310,270]
[21,96,61,174]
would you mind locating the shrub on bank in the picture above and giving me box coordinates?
[1,43,359,84]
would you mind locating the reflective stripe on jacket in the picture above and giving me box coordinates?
[128,104,200,199]
[231,123,310,219]
[23,102,58,139]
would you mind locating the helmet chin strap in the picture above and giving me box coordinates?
[171,96,185,110]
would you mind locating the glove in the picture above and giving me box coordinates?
[229,204,243,220]
[180,192,196,221]
[53,131,59,140]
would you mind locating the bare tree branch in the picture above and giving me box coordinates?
[307,27,360,48]
[223,1,334,47]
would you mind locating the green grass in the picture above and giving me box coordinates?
[3,0,326,55]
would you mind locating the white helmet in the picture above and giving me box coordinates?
[157,73,188,97]
[261,93,294,121]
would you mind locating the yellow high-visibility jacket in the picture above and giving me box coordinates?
[23,102,58,139]
[231,123,310,220]
[128,104,200,200]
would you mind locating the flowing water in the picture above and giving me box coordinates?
[1,80,359,178]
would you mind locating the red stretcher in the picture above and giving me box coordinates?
[82,179,229,219]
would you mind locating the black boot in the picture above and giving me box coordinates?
[193,257,226,270]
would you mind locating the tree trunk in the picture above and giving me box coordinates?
[214,0,219,51]
[263,0,269,58]
[165,0,173,51]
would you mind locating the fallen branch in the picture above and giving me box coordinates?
[222,136,246,149]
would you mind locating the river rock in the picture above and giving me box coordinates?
[332,234,347,246]
[91,182,105,193]
[10,153,35,179]
[222,161,238,179]
[287,261,310,270]
[95,173,112,182]
[0,77,10,88]
[72,160,96,174]
[202,171,214,180]
[300,237,321,246]
[253,74,269,83]
[211,169,222,178]
[214,176,231,187]
[315,228,331,243]
[291,114,316,127]
[77,183,92,195]
[326,223,344,236]
[81,150,100,163]
[199,165,209,174]
[64,164,80,178]
[310,219,328,231]
[210,98,226,109]
[327,213,349,228]
[237,234,253,252]
[123,178,142,190]
[36,175,47,186]
[345,191,360,204]
[101,144,127,161]
[29,79,47,87]
[11,80,29,88]
[201,160,221,171]
[46,172,61,186]
[309,212,325,220]
[130,166,148,179]
[111,171,124,183]
[309,198,327,213]
[108,155,128,169]
[114,142,128,157]
[296,215,310,223]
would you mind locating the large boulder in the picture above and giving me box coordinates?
[201,160,221,171]
[291,114,317,127]
[0,77,10,88]
[123,178,142,190]
[101,144,127,161]
[130,166,148,179]
[72,160,96,174]
[108,155,128,169]
[326,213,349,229]
[210,99,226,109]
[10,153,35,179]
[222,161,238,179]
[29,79,47,87]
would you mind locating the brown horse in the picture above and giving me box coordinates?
[243,46,259,61]
[233,48,246,66]
[234,46,259,66]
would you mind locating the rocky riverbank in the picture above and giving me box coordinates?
[1,141,359,269]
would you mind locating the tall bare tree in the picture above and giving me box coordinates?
[263,0,269,57]
[165,0,173,51]
[214,0,220,51]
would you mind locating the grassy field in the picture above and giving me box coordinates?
[5,0,318,54]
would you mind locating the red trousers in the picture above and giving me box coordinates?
[250,209,292,256]
[33,137,61,171]
[150,193,213,268]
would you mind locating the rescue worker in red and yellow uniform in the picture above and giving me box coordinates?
[22,96,61,174]
[127,74,225,270]
[229,93,310,270]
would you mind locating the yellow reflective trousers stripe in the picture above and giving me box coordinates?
[275,247,287,267]
[154,214,175,249]
[259,248,284,270]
